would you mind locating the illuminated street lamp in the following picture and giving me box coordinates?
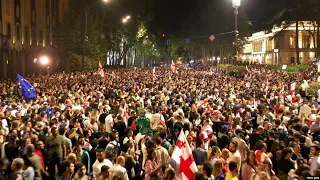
[233,0,240,65]
[122,15,131,24]
[40,56,49,65]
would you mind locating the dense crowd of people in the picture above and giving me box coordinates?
[0,65,319,180]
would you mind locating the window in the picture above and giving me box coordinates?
[25,26,30,43]
[7,23,11,39]
[302,35,310,48]
[253,41,263,52]
[267,39,273,51]
[289,34,296,48]
[16,24,21,40]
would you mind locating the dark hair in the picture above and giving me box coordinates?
[124,127,133,137]
[194,172,205,180]
[299,135,306,144]
[281,147,293,160]
[60,160,72,173]
[147,149,155,160]
[58,126,65,135]
[155,137,162,145]
[229,161,238,172]
[196,139,204,148]
[230,141,238,148]
[203,161,213,177]
[109,132,116,141]
[122,143,130,153]
[101,165,109,173]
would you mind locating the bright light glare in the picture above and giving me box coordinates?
[122,19,127,23]
[233,0,241,7]
[40,56,49,65]
[102,0,109,2]
[126,16,131,19]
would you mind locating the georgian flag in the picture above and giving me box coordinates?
[290,82,296,93]
[171,60,177,74]
[171,130,198,180]
[98,61,105,77]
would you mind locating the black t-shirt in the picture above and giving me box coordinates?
[279,158,295,174]
[113,121,126,139]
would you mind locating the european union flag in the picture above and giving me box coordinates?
[17,74,37,100]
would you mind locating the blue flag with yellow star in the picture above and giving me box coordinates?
[17,74,36,100]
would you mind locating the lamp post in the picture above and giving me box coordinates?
[82,0,110,71]
[233,0,240,65]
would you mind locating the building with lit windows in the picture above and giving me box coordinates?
[241,21,318,65]
[0,0,69,78]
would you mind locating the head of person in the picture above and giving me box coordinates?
[24,144,35,156]
[288,141,300,154]
[310,145,319,156]
[75,163,86,177]
[51,127,58,137]
[196,138,204,149]
[60,160,74,175]
[0,158,8,171]
[147,148,157,161]
[229,141,238,153]
[116,156,125,167]
[96,149,105,163]
[221,148,229,160]
[213,160,223,177]
[36,140,45,150]
[11,158,24,172]
[100,165,109,178]
[228,161,238,176]
[281,147,293,160]
[247,150,258,165]
[203,161,213,178]
[164,167,175,180]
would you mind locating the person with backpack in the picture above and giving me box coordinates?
[10,158,25,180]
[105,132,121,156]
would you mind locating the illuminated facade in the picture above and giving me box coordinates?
[241,21,318,65]
[0,0,69,78]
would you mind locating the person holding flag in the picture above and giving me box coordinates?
[17,74,37,100]
[171,130,198,180]
[98,61,105,77]
[171,60,177,74]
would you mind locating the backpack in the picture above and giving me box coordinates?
[106,142,121,156]
[16,172,27,180]
[273,127,288,141]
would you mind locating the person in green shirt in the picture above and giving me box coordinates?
[45,127,66,178]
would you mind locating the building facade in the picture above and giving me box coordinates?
[0,0,69,78]
[241,21,318,65]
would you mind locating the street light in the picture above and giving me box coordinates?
[122,15,131,24]
[233,0,240,65]
[40,56,49,65]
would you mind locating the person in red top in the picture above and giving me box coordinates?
[34,140,45,169]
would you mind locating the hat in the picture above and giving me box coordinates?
[222,125,228,131]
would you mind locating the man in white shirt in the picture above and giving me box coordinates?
[228,141,241,172]
[92,149,113,179]
[109,156,129,180]
[105,111,115,133]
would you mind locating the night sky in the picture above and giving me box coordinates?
[151,0,250,37]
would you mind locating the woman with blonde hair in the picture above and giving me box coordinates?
[209,146,221,167]
[213,161,225,180]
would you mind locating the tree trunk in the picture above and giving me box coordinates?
[295,20,299,64]
[317,21,320,57]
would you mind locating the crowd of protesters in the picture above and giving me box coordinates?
[0,64,319,180]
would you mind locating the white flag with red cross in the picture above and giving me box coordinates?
[171,130,198,180]
[98,61,105,77]
[171,60,177,74]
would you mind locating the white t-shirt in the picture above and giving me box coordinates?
[92,159,113,179]
[105,114,114,133]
